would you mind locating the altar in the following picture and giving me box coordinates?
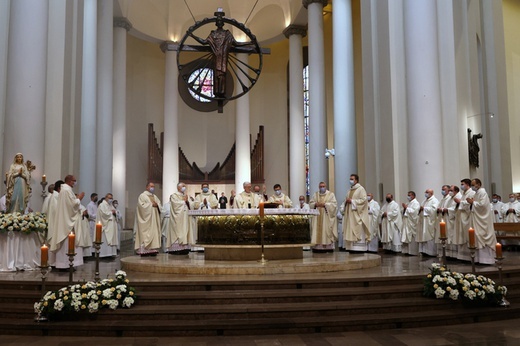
[188,208,318,260]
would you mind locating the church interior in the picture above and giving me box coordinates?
[1,0,520,343]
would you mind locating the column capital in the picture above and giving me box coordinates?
[160,41,179,53]
[113,17,132,31]
[283,25,307,39]
[303,0,328,9]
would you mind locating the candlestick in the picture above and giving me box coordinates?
[440,220,446,239]
[468,228,476,248]
[95,222,102,243]
[93,241,102,282]
[34,264,50,322]
[259,202,265,218]
[40,244,48,267]
[494,256,510,307]
[68,231,75,254]
[496,243,503,258]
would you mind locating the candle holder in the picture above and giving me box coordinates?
[34,265,50,322]
[258,219,268,265]
[468,245,477,275]
[93,241,102,282]
[40,180,48,200]
[439,236,447,266]
[495,256,510,307]
[68,252,76,285]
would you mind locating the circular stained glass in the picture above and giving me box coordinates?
[188,68,214,102]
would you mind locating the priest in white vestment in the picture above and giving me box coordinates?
[500,193,520,246]
[445,185,462,257]
[454,179,475,261]
[194,183,219,210]
[40,184,54,214]
[401,191,420,256]
[340,174,370,252]
[44,181,62,267]
[467,178,497,264]
[49,175,84,269]
[309,182,337,252]
[268,184,293,208]
[95,193,118,258]
[297,195,310,210]
[165,182,194,254]
[435,185,452,256]
[491,194,504,223]
[417,189,439,256]
[234,181,260,209]
[367,193,380,253]
[76,204,92,257]
[380,194,402,252]
[133,182,162,254]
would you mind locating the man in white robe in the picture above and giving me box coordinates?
[340,174,370,252]
[234,181,260,209]
[194,183,219,210]
[401,191,420,255]
[435,185,452,256]
[76,203,92,257]
[297,195,310,210]
[134,182,162,254]
[49,175,84,270]
[491,194,504,223]
[454,179,475,261]
[268,184,293,208]
[417,189,439,256]
[95,193,118,258]
[86,193,98,254]
[41,184,54,214]
[166,182,193,254]
[366,193,380,253]
[380,194,402,253]
[467,178,497,264]
[309,182,337,252]
[445,185,461,257]
[253,184,269,203]
[500,193,520,247]
[45,181,62,267]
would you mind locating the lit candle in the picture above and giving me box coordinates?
[496,243,503,258]
[440,220,446,239]
[95,222,102,243]
[41,244,48,267]
[42,174,46,183]
[468,228,476,248]
[259,202,265,218]
[68,231,75,254]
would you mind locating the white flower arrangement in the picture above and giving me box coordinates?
[0,212,47,235]
[424,263,507,306]
[34,270,136,318]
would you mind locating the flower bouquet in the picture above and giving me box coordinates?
[0,212,47,235]
[423,263,507,306]
[34,270,137,319]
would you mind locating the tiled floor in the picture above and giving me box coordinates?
[2,241,520,345]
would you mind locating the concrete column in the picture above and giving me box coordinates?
[79,0,97,198]
[4,0,48,211]
[0,0,11,172]
[96,0,114,196]
[235,53,251,192]
[161,42,179,203]
[44,0,67,183]
[283,25,307,203]
[404,0,443,193]
[113,17,132,226]
[333,0,357,203]
[303,0,328,191]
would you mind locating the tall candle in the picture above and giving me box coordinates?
[68,231,75,254]
[259,202,265,218]
[468,228,476,248]
[440,220,446,239]
[496,243,503,258]
[95,222,102,243]
[41,244,48,267]
[42,174,46,183]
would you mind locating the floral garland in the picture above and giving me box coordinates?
[0,211,47,235]
[34,270,137,317]
[423,263,507,305]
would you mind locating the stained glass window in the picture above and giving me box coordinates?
[188,68,214,102]
[303,65,310,197]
